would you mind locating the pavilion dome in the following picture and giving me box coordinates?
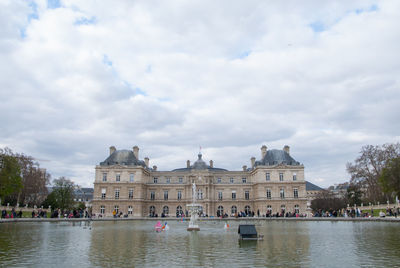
[255,149,300,167]
[100,150,146,167]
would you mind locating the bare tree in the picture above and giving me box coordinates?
[310,190,346,212]
[346,143,400,203]
[0,147,50,206]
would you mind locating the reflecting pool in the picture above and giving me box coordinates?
[1,220,400,267]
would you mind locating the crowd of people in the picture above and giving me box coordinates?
[3,206,399,219]
[49,208,91,218]
[1,207,23,218]
[312,207,400,218]
[1,207,91,219]
[32,209,48,218]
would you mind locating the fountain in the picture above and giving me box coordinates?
[187,178,201,231]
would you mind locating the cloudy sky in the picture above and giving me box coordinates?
[1,0,399,188]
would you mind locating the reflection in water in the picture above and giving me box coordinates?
[0,220,399,267]
[353,222,400,267]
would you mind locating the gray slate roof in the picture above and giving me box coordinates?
[172,153,227,172]
[100,150,147,168]
[255,149,300,167]
[306,181,324,191]
[238,225,258,236]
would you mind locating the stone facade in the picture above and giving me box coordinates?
[92,145,307,217]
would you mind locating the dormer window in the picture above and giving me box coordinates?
[116,174,120,182]
[154,177,158,183]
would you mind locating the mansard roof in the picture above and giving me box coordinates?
[100,150,147,167]
[306,181,324,191]
[255,149,300,167]
[172,153,227,172]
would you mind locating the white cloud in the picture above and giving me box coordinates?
[0,0,399,187]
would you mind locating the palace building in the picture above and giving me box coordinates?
[92,145,308,217]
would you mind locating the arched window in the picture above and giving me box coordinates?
[294,204,299,214]
[176,205,183,217]
[266,205,272,212]
[149,206,155,217]
[244,205,251,215]
[281,204,286,212]
[217,205,224,216]
[128,206,133,215]
[231,205,237,215]
[163,206,169,216]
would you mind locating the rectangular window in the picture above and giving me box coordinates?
[218,191,223,200]
[114,205,119,214]
[279,173,284,181]
[178,190,182,200]
[115,189,120,199]
[294,188,298,198]
[116,173,120,182]
[242,177,247,183]
[154,177,158,183]
[130,173,134,182]
[266,189,271,199]
[179,177,183,183]
[150,191,155,200]
[164,191,168,200]
[128,206,133,215]
[197,189,203,200]
[217,178,221,183]
[101,188,106,200]
[128,188,134,199]
[102,173,107,182]
[166,177,170,184]
[245,191,249,200]
[232,191,236,200]
[230,178,234,183]
[266,173,270,181]
[293,173,297,181]
[100,206,105,214]
[280,188,285,199]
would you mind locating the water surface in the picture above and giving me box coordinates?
[0,220,399,267]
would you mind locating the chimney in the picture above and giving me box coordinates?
[153,165,157,171]
[283,145,290,154]
[209,160,213,168]
[251,157,256,168]
[144,157,149,167]
[133,146,139,159]
[109,146,116,155]
[242,165,247,171]
[187,160,190,168]
[261,145,267,159]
